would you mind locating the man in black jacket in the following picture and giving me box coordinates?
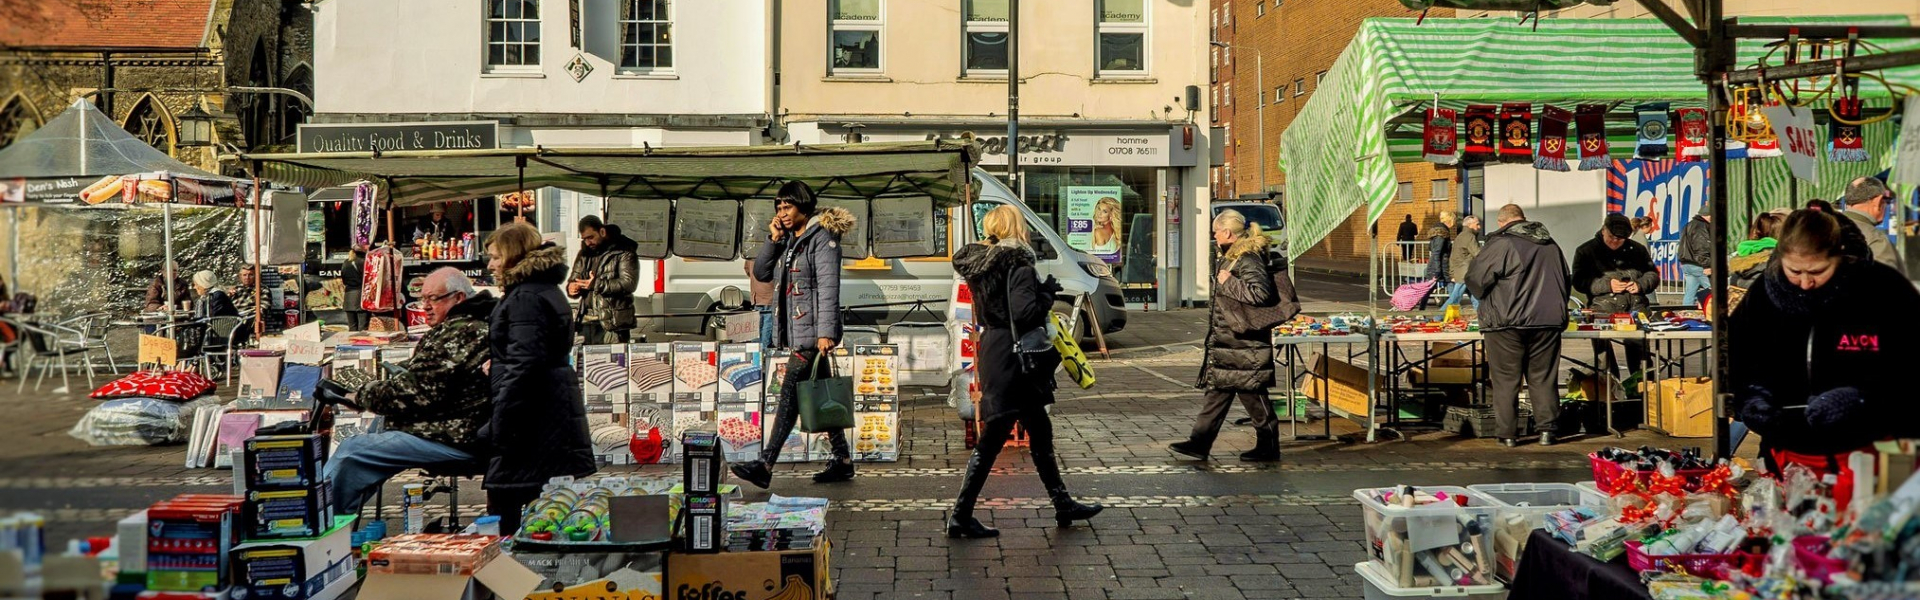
[1396,215,1419,260]
[1466,204,1571,447]
[1571,214,1657,378]
[567,215,640,344]
[1678,204,1714,305]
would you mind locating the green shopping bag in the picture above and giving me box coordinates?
[796,353,855,433]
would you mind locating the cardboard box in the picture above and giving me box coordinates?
[1640,377,1713,438]
[228,515,356,600]
[355,553,542,600]
[1298,353,1383,419]
[681,432,725,494]
[666,541,831,600]
[681,494,726,554]
[516,551,664,600]
[1427,342,1483,368]
[244,434,328,489]
[243,484,333,539]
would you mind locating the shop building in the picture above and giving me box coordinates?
[776,0,1214,309]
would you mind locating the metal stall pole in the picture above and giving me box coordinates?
[1367,222,1380,443]
[1703,1,1734,461]
[1006,0,1021,199]
[251,164,265,339]
[163,202,177,319]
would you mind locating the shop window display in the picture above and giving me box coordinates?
[1018,166,1157,303]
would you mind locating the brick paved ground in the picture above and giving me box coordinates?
[0,273,1723,599]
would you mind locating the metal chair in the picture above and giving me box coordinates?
[57,313,120,380]
[14,321,97,394]
[200,316,247,384]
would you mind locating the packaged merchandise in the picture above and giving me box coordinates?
[851,345,901,463]
[762,349,809,462]
[626,343,675,463]
[681,494,726,554]
[682,431,725,495]
[672,341,718,411]
[580,344,628,415]
[227,515,357,600]
[243,484,333,539]
[244,435,328,490]
[145,495,242,590]
[1355,486,1501,588]
[364,534,503,576]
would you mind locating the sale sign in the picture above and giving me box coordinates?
[1606,159,1712,283]
[1762,104,1820,183]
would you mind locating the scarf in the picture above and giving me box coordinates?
[1736,238,1777,257]
[1576,104,1611,171]
[1636,102,1671,159]
[1762,261,1851,317]
[1830,98,1867,162]
[1463,105,1498,162]
[1535,105,1572,172]
[1424,107,1459,164]
[1676,108,1710,161]
[1499,103,1534,163]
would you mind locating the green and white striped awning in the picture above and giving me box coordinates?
[227,140,980,207]
[1279,16,1920,260]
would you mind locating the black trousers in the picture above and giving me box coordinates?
[579,322,631,345]
[956,408,1066,511]
[345,310,370,332]
[486,487,543,535]
[1590,339,1648,379]
[1485,328,1563,438]
[761,347,851,464]
[1187,388,1277,448]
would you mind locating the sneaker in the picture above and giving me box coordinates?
[1168,441,1210,461]
[730,461,773,489]
[813,459,855,483]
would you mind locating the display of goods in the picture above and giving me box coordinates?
[627,354,672,392]
[1589,447,1715,495]
[1355,486,1501,588]
[90,370,218,401]
[675,358,717,389]
[1624,540,1762,579]
[718,416,759,447]
[365,533,502,576]
[69,396,218,447]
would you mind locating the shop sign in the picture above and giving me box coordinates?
[1605,159,1711,284]
[881,130,1179,166]
[925,132,1068,157]
[297,121,499,153]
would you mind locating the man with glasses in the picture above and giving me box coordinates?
[1841,176,1906,275]
[316,268,497,517]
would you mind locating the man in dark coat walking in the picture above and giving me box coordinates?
[1679,204,1714,305]
[1466,204,1571,447]
[1571,214,1657,378]
[1396,215,1419,260]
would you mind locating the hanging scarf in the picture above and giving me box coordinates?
[1675,108,1710,161]
[1534,105,1572,172]
[1830,98,1868,162]
[1576,104,1611,171]
[350,181,377,250]
[1462,105,1498,162]
[1635,102,1671,159]
[1499,103,1534,163]
[1734,100,1783,158]
[1424,107,1459,164]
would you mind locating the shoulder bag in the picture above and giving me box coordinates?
[795,353,855,433]
[1006,276,1058,374]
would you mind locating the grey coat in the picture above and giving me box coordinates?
[1198,236,1282,391]
[1449,228,1481,283]
[752,207,856,348]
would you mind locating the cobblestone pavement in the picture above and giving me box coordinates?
[0,272,1708,599]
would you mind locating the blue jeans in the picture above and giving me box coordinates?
[756,306,775,349]
[1681,264,1709,306]
[1728,420,1749,453]
[323,431,475,516]
[1440,282,1479,311]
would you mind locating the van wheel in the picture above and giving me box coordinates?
[1050,301,1094,343]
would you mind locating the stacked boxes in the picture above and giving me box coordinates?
[242,435,333,540]
[365,534,504,576]
[145,494,243,592]
[227,515,358,600]
[627,343,676,463]
[715,343,764,463]
[680,431,727,554]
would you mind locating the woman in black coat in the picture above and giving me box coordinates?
[1171,209,1294,462]
[340,246,369,331]
[481,223,596,533]
[945,206,1102,539]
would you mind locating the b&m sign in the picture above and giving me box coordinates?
[1605,159,1711,284]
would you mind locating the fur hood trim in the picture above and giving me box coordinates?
[952,243,1034,280]
[808,207,857,238]
[1222,233,1271,261]
[502,243,570,288]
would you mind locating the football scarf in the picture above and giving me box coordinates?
[1534,105,1572,172]
[1635,102,1671,159]
[1499,103,1534,163]
[1424,107,1459,164]
[1576,104,1611,171]
[1462,105,1498,162]
[1730,96,1782,158]
[1676,108,1709,161]
[1830,98,1867,162]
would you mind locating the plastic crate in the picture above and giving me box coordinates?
[1355,562,1506,600]
[1575,481,1603,498]
[1467,482,1608,582]
[1441,405,1532,438]
[1355,486,1502,587]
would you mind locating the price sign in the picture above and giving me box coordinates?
[138,334,177,367]
[286,339,325,365]
[1763,104,1820,183]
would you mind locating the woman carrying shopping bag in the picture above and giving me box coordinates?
[1170,209,1296,462]
[945,206,1103,539]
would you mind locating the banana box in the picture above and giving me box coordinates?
[666,541,831,600]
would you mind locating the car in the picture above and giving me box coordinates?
[1210,201,1287,249]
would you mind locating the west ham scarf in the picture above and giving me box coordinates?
[1676,108,1709,161]
[1534,105,1572,172]
[1499,103,1534,163]
[1463,105,1498,162]
[1576,104,1611,171]
[1424,107,1459,164]
[1635,102,1671,159]
[1830,98,1867,162]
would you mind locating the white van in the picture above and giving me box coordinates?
[652,168,1128,336]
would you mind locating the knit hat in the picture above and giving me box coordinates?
[1603,214,1633,239]
[1695,202,1712,217]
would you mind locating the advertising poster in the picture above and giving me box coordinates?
[1605,159,1711,284]
[851,345,901,463]
[1063,186,1124,262]
[607,198,672,259]
[870,195,936,258]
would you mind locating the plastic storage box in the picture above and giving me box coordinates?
[1467,482,1608,581]
[1355,562,1505,600]
[1355,486,1503,588]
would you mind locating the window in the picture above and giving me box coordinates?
[1294,78,1306,96]
[1430,179,1449,201]
[1224,82,1231,107]
[1317,71,1326,84]
[0,96,43,148]
[1274,0,1283,7]
[123,95,173,153]
[830,0,883,74]
[620,0,672,71]
[1223,124,1231,147]
[1223,6,1231,27]
[1255,0,1265,17]
[486,0,541,70]
[963,0,1008,74]
[1274,86,1283,104]
[1211,87,1219,113]
[1397,182,1414,203]
[1096,0,1147,76]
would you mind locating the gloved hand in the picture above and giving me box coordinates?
[1806,387,1868,430]
[1039,275,1064,296]
[314,379,361,412]
[1735,385,1781,432]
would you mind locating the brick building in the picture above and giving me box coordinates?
[0,0,313,172]
[1214,0,1462,263]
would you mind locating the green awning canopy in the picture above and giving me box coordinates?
[1279,16,1919,260]
[227,140,980,207]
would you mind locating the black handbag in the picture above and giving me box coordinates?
[1005,276,1057,374]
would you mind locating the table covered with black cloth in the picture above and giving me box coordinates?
[1507,529,1652,600]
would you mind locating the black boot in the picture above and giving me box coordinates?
[1239,429,1281,462]
[812,458,855,483]
[1168,440,1210,461]
[730,460,773,489]
[1034,447,1102,527]
[947,453,1000,539]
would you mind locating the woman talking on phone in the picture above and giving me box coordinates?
[945,205,1103,539]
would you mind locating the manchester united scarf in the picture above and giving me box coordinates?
[1499,103,1534,163]
[1576,104,1611,171]
[1424,107,1459,164]
[1462,105,1497,162]
[1830,98,1867,162]
[1534,105,1572,172]
[1635,102,1671,159]
[1675,108,1709,161]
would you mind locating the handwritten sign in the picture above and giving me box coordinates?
[1895,96,1920,186]
[1763,104,1820,183]
[286,339,325,365]
[724,313,760,343]
[138,335,177,367]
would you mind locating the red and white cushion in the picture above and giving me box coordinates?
[90,370,217,402]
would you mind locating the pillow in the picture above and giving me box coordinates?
[90,370,217,402]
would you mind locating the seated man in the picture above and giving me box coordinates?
[319,267,495,516]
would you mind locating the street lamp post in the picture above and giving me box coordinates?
[1212,41,1290,283]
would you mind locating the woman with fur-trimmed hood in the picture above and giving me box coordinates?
[1171,209,1295,463]
[732,181,859,489]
